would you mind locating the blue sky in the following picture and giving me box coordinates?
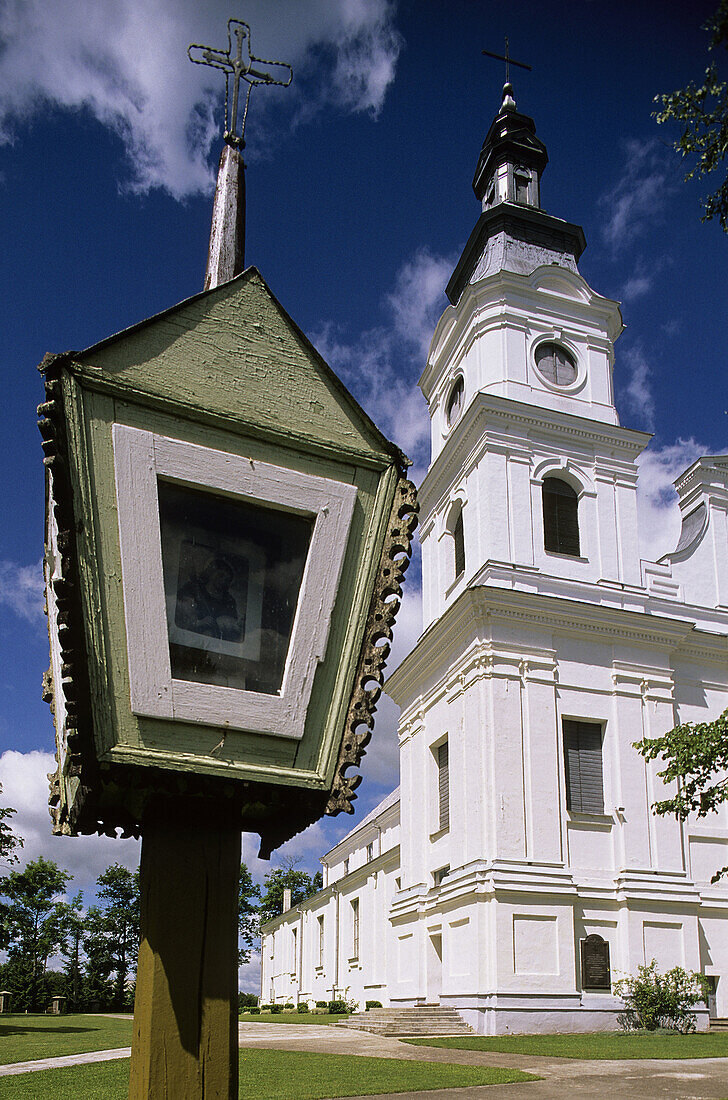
[0,0,726,987]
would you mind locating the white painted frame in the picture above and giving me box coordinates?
[113,424,357,740]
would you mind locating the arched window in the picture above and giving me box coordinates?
[542,477,580,556]
[453,509,465,579]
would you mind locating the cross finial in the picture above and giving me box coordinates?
[482,37,532,90]
[189,19,292,149]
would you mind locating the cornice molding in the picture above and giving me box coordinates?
[419,392,650,518]
[386,585,705,708]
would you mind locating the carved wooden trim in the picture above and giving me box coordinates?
[325,475,419,816]
[38,353,108,837]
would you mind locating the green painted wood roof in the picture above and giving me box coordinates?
[73,267,407,468]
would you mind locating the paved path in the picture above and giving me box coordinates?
[1,1020,727,1098]
[0,1045,131,1076]
[236,1021,728,1099]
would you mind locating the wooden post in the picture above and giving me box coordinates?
[129,800,240,1100]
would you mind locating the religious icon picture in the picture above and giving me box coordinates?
[170,541,255,650]
[158,479,313,695]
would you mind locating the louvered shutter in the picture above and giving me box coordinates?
[563,720,604,813]
[542,478,580,556]
[438,742,449,830]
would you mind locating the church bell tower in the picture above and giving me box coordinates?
[416,83,647,630]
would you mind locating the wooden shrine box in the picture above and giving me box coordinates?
[39,268,416,855]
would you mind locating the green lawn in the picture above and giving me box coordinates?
[0,1015,132,1065]
[404,1030,728,1060]
[239,1011,351,1025]
[0,1049,538,1099]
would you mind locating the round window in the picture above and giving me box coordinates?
[446,377,464,425]
[535,343,577,387]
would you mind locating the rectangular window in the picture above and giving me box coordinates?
[291,926,298,976]
[433,865,450,887]
[351,898,360,958]
[343,857,349,875]
[366,841,374,862]
[563,720,604,814]
[318,915,324,967]
[437,741,450,831]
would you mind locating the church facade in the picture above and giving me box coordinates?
[260,86,728,1034]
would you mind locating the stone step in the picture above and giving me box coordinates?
[337,1004,472,1037]
[710,1018,728,1030]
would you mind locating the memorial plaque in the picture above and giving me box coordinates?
[580,934,611,991]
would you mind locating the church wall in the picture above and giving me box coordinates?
[260,846,402,1010]
[699,908,728,1017]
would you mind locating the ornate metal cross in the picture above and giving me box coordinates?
[189,20,292,149]
[482,37,532,84]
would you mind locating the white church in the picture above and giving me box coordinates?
[260,85,728,1034]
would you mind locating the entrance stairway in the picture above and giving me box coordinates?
[709,1018,728,1031]
[337,1004,473,1037]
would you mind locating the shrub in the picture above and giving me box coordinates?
[297,1002,309,1013]
[238,992,258,1011]
[249,1006,260,1014]
[327,999,348,1014]
[259,1004,272,1012]
[366,1000,383,1009]
[614,960,709,1033]
[284,1002,295,1010]
[270,1003,283,1014]
[315,1000,327,1008]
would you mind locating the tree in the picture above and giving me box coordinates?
[238,863,260,965]
[258,858,322,924]
[0,782,24,950]
[0,782,23,868]
[57,893,85,1009]
[84,864,140,1008]
[654,0,728,230]
[81,907,115,1009]
[0,856,71,1010]
[635,707,728,880]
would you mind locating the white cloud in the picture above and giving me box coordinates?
[0,0,402,198]
[315,247,454,480]
[600,139,677,253]
[0,560,45,624]
[0,750,140,897]
[618,343,655,431]
[239,949,262,995]
[620,255,671,303]
[636,437,714,562]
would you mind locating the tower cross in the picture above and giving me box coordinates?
[482,37,532,84]
[189,19,292,149]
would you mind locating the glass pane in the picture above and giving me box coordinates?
[554,347,577,385]
[446,377,464,424]
[157,480,314,695]
[536,343,576,386]
[536,346,557,383]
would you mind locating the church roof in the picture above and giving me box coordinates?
[326,785,400,855]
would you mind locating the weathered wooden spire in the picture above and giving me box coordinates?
[204,144,246,290]
[188,18,292,290]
